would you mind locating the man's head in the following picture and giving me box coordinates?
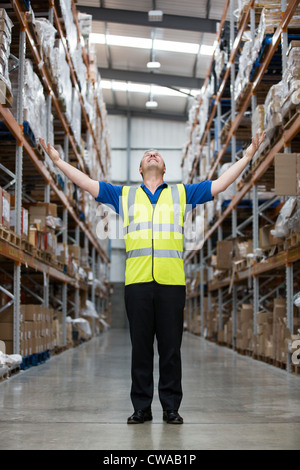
[139,149,166,179]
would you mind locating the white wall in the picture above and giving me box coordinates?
[108,115,186,184]
[107,114,186,282]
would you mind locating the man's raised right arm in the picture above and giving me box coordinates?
[39,138,99,198]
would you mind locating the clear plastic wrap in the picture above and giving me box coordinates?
[264,81,283,138]
[0,350,22,366]
[59,0,77,60]
[294,292,300,308]
[81,299,99,319]
[16,59,47,144]
[70,87,82,146]
[252,105,265,137]
[34,18,57,59]
[0,8,13,89]
[270,197,297,238]
[234,40,253,101]
[51,40,73,123]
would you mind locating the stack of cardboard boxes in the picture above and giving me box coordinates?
[236,304,253,350]
[28,202,58,257]
[0,304,54,356]
[0,186,11,229]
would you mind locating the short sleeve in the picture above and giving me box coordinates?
[95,181,123,214]
[184,181,214,210]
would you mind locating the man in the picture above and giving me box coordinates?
[39,132,265,425]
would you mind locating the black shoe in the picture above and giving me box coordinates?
[163,410,183,424]
[127,408,153,424]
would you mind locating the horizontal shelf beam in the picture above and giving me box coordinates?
[76,6,221,34]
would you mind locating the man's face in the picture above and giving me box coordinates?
[139,150,166,177]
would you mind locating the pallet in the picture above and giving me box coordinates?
[21,237,34,254]
[0,226,21,248]
[0,366,9,381]
[252,126,283,172]
[282,103,300,131]
[236,82,252,112]
[0,76,13,107]
[233,258,248,273]
[263,243,285,258]
[50,345,69,356]
[20,350,50,370]
[23,121,37,148]
[286,231,300,249]
[290,363,300,375]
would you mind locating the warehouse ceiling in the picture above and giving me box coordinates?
[77,0,229,121]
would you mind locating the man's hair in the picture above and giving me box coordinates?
[139,149,166,170]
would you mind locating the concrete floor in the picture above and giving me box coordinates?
[0,328,300,450]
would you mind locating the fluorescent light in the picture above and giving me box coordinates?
[153,39,198,54]
[90,33,106,44]
[90,33,212,56]
[147,61,161,69]
[200,44,215,56]
[100,79,201,98]
[146,100,158,108]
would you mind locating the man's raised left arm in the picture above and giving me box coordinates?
[211,132,266,197]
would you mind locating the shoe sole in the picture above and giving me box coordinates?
[127,416,153,424]
[163,415,183,424]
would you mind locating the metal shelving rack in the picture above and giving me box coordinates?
[0,0,111,355]
[184,0,300,373]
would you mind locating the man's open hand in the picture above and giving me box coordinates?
[245,131,266,161]
[39,137,60,165]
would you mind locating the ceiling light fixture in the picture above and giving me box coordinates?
[147,61,161,69]
[148,10,164,21]
[148,0,163,22]
[145,100,158,108]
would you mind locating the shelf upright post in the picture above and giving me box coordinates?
[218,225,223,332]
[96,253,101,318]
[207,237,212,315]
[286,262,294,372]
[250,2,259,336]
[281,0,293,371]
[230,0,237,349]
[91,246,96,335]
[62,133,69,345]
[200,248,205,337]
[75,225,80,318]
[13,28,26,354]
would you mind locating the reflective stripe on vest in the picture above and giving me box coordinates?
[126,248,184,260]
[122,184,186,286]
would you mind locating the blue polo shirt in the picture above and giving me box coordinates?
[95,180,214,214]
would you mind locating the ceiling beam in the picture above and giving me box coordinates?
[99,68,204,89]
[106,106,187,122]
[76,6,219,34]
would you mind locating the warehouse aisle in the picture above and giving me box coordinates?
[0,329,300,450]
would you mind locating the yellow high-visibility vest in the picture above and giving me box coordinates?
[121,184,186,286]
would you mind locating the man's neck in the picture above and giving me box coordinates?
[142,174,164,195]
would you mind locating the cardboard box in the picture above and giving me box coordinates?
[0,322,13,340]
[4,340,13,355]
[20,304,41,322]
[1,187,10,228]
[259,225,282,249]
[274,153,300,196]
[10,207,29,236]
[29,202,57,230]
[28,202,57,218]
[69,244,80,260]
[0,305,24,323]
[216,240,234,270]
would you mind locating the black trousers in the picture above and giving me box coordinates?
[125,281,186,412]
